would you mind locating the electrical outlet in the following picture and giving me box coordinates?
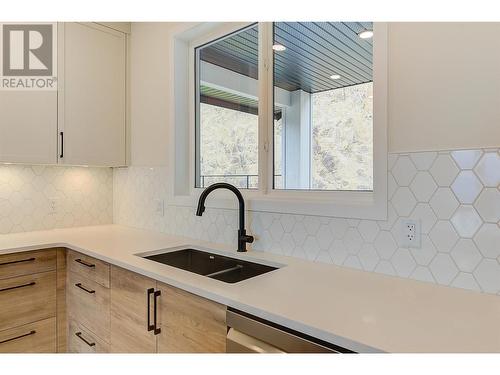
[155,199,164,217]
[401,219,420,248]
[49,198,59,215]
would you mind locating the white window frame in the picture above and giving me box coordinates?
[168,22,387,220]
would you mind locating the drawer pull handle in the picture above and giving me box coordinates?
[0,330,36,345]
[0,281,36,293]
[0,257,36,266]
[75,332,96,347]
[153,290,161,335]
[75,258,95,268]
[75,283,95,294]
[147,288,155,332]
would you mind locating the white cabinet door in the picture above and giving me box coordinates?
[0,91,57,164]
[59,23,126,166]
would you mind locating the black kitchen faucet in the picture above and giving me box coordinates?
[196,183,254,252]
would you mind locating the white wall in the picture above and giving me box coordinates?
[388,22,500,152]
[130,22,195,166]
[129,23,169,166]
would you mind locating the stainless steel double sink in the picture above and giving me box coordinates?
[140,248,280,284]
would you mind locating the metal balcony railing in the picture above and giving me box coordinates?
[200,174,282,189]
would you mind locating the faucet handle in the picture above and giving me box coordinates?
[242,234,254,244]
[238,230,254,252]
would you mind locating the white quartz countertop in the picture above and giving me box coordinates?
[1,224,499,353]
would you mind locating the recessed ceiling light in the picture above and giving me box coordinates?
[330,74,341,80]
[358,30,373,39]
[272,44,286,52]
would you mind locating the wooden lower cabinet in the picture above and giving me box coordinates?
[68,320,109,353]
[0,318,56,353]
[109,266,227,353]
[1,249,228,353]
[67,250,110,288]
[67,270,111,343]
[0,248,65,353]
[0,249,56,280]
[156,282,227,353]
[110,266,157,353]
[0,271,56,332]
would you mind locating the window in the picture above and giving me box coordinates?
[178,22,386,218]
[272,22,374,191]
[195,24,259,189]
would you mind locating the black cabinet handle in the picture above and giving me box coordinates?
[75,332,95,347]
[75,283,95,294]
[75,258,95,268]
[0,330,36,345]
[153,290,161,335]
[0,281,36,293]
[147,288,155,332]
[60,131,64,158]
[0,257,35,266]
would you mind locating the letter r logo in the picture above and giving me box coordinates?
[2,24,53,76]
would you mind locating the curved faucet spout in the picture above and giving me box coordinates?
[196,183,253,252]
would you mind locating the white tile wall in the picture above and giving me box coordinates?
[0,164,113,233]
[113,149,500,295]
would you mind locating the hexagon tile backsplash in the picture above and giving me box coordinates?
[0,164,113,233]
[113,148,500,295]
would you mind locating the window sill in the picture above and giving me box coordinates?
[168,188,388,221]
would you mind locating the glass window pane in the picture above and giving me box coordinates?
[311,82,373,190]
[273,22,373,191]
[195,24,259,189]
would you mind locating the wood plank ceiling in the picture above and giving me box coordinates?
[199,22,373,94]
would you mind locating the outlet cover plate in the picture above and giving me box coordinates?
[48,198,59,215]
[401,219,421,248]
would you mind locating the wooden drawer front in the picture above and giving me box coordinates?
[68,320,109,353]
[0,317,56,353]
[68,250,110,288]
[67,271,110,343]
[157,283,227,353]
[0,271,56,331]
[0,249,56,280]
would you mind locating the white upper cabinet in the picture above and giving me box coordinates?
[0,89,58,164]
[59,23,127,166]
[0,22,127,166]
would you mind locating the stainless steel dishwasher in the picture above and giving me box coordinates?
[226,308,354,353]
